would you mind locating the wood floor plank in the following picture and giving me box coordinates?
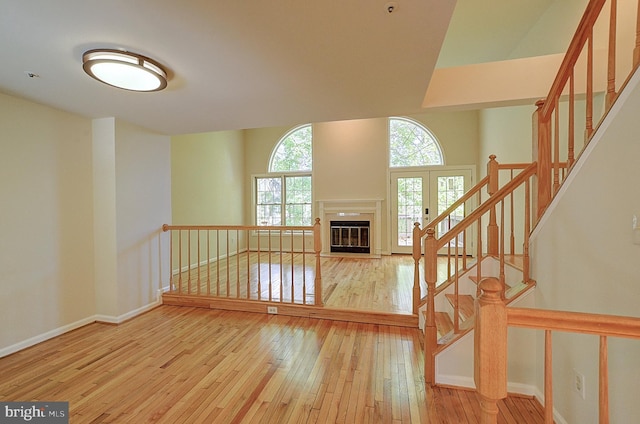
[0,279,544,423]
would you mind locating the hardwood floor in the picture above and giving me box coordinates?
[171,253,463,315]
[0,306,544,423]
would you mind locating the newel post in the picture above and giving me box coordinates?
[474,277,508,424]
[486,156,499,255]
[313,218,323,306]
[412,222,422,315]
[424,228,438,385]
[533,99,551,220]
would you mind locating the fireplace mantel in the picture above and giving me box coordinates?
[317,199,382,258]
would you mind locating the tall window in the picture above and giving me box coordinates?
[255,125,312,226]
[389,117,443,167]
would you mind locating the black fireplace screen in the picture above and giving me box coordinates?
[330,221,370,253]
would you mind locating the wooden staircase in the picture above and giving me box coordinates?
[424,253,534,350]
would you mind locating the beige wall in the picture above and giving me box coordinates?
[115,120,172,315]
[0,92,172,355]
[530,70,640,423]
[172,131,245,225]
[244,112,479,253]
[0,92,95,352]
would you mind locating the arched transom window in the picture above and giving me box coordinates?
[255,124,313,226]
[389,117,444,167]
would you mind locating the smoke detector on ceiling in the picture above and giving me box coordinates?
[385,2,398,14]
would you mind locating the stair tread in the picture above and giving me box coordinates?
[435,312,454,339]
[445,294,475,320]
[468,275,511,289]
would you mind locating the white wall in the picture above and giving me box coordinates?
[531,68,640,423]
[0,92,95,353]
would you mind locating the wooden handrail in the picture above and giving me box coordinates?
[540,0,607,121]
[508,307,640,338]
[163,223,314,232]
[435,162,537,250]
[421,175,489,237]
[162,219,323,306]
[476,278,640,423]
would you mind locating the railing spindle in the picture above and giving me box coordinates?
[600,335,609,424]
[586,29,594,141]
[197,230,201,295]
[314,219,323,307]
[568,71,576,168]
[606,0,618,109]
[302,229,307,305]
[545,330,553,424]
[635,0,640,66]
[226,230,230,298]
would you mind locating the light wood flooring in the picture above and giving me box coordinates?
[0,305,545,423]
[171,253,462,315]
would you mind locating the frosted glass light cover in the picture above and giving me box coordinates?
[82,49,167,92]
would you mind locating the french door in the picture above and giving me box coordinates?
[391,168,473,254]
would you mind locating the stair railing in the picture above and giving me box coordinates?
[419,160,537,384]
[535,0,640,219]
[475,277,640,424]
[162,218,323,306]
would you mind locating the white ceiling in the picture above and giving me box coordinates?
[0,0,557,135]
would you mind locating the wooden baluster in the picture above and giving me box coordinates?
[225,230,230,298]
[523,179,531,284]
[568,71,576,168]
[291,230,295,303]
[236,229,240,299]
[499,200,506,299]
[166,226,173,292]
[206,230,211,296]
[474,277,507,424]
[412,222,421,315]
[197,230,201,295]
[188,230,192,295]
[635,0,640,67]
[314,219,323,306]
[553,96,560,195]
[268,229,272,302]
[424,228,438,385]
[216,230,220,296]
[586,29,594,141]
[606,0,617,110]
[509,170,515,255]
[257,230,261,301]
[178,230,183,293]
[302,229,307,305]
[476,216,483,298]
[600,335,609,424]
[454,238,460,334]
[486,155,499,254]
[279,230,284,303]
[544,330,553,424]
[246,229,251,300]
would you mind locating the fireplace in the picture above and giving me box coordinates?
[330,221,370,254]
[318,199,382,257]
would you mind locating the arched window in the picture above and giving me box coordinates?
[255,125,313,226]
[389,117,444,167]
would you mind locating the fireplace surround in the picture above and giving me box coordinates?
[317,199,382,257]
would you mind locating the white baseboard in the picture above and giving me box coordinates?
[0,316,96,358]
[0,297,163,358]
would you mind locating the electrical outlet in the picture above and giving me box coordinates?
[573,369,586,399]
[267,306,278,314]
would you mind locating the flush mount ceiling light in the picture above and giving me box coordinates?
[82,49,167,92]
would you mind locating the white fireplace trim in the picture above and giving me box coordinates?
[317,199,382,257]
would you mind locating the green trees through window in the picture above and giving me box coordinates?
[389,117,443,167]
[256,125,313,226]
